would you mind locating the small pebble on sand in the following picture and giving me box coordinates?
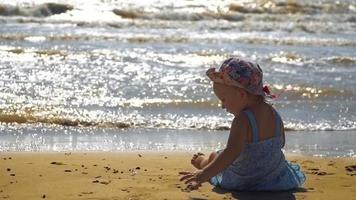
[50,162,65,165]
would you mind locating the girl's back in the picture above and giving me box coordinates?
[244,103,283,143]
[211,107,305,191]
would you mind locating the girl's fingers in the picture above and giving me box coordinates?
[184,176,197,184]
[187,182,201,190]
[179,171,202,186]
[178,171,191,175]
[179,173,194,182]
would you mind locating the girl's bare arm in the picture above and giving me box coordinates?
[198,113,248,181]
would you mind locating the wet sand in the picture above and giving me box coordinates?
[0,152,355,200]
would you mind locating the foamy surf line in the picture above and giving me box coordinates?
[0,113,355,132]
[1,32,356,47]
[0,125,355,157]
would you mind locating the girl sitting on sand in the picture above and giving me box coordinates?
[180,57,305,191]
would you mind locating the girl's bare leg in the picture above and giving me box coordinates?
[191,152,218,169]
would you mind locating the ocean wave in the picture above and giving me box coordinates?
[1,33,355,47]
[110,2,356,22]
[112,8,246,22]
[112,1,356,22]
[1,47,66,57]
[229,1,356,15]
[104,35,356,46]
[266,52,356,69]
[0,105,355,132]
[284,120,356,132]
[0,112,94,127]
[0,111,229,130]
[1,112,355,132]
[270,84,354,99]
[0,3,73,17]
[322,56,356,66]
[267,52,304,65]
[0,1,355,25]
[240,36,356,47]
[116,98,217,108]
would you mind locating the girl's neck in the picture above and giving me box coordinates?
[244,94,264,110]
[233,95,264,116]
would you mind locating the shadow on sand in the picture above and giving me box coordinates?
[211,187,308,200]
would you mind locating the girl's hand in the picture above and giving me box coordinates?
[179,170,206,191]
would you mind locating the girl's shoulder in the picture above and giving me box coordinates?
[231,111,253,142]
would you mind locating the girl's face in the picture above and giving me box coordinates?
[213,83,246,115]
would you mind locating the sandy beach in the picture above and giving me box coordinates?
[1,152,355,200]
[1,1,356,200]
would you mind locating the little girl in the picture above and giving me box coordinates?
[180,57,305,191]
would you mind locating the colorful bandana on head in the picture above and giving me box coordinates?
[206,57,275,98]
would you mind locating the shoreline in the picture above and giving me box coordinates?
[1,152,355,200]
[0,150,352,158]
[1,125,355,157]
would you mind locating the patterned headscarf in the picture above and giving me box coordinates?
[206,57,275,98]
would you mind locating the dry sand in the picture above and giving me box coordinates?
[0,152,355,200]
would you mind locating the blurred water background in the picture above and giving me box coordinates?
[0,0,355,156]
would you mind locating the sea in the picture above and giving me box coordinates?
[0,0,355,157]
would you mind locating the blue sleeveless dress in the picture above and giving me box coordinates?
[210,109,305,191]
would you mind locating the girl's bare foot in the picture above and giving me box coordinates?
[191,152,206,169]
